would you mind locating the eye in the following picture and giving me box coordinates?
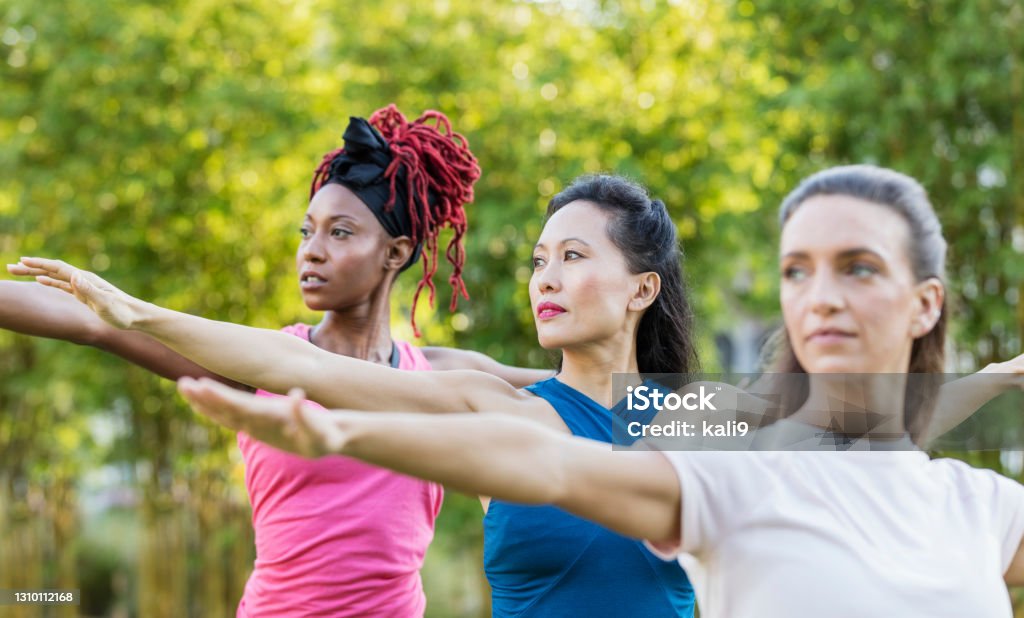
[331,228,352,238]
[532,255,546,268]
[847,262,878,278]
[299,227,311,239]
[564,249,582,260]
[782,265,807,281]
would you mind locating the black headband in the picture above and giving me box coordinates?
[325,117,422,268]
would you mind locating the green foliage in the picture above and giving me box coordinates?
[743,0,1024,366]
[1,0,1021,615]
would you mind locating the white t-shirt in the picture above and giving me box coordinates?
[645,440,1024,617]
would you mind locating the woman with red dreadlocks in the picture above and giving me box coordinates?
[2,105,551,616]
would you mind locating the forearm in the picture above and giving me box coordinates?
[341,412,569,504]
[338,411,680,540]
[133,302,474,411]
[926,370,1015,443]
[421,346,555,388]
[177,376,679,541]
[132,301,326,394]
[0,282,246,385]
[0,281,102,344]
[9,256,497,412]
[94,328,241,384]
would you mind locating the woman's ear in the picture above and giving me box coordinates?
[628,272,661,312]
[385,236,416,271]
[910,277,944,338]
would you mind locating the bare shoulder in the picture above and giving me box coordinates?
[503,390,568,431]
[431,367,565,429]
[428,367,521,408]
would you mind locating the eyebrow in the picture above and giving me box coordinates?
[304,214,359,224]
[534,237,593,250]
[782,247,886,260]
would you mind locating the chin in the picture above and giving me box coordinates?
[810,365,861,374]
[299,293,331,312]
[534,324,576,351]
[806,360,872,374]
[800,355,870,374]
[535,333,566,351]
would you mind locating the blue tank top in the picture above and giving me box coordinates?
[483,377,695,617]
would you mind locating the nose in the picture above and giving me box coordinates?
[302,231,326,263]
[806,270,845,316]
[532,259,561,294]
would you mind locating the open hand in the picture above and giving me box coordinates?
[981,352,1024,390]
[7,257,143,329]
[178,377,349,458]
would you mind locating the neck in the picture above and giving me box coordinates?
[789,373,909,438]
[310,285,395,365]
[557,332,641,408]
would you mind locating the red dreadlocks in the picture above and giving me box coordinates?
[309,104,481,336]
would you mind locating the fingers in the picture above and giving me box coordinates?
[12,258,81,293]
[178,377,249,430]
[186,377,248,411]
[7,263,61,278]
[69,272,94,300]
[289,395,314,432]
[178,377,224,417]
[179,378,322,456]
[284,395,316,456]
[18,257,76,282]
[36,275,74,293]
[203,378,267,410]
[177,376,199,395]
[179,377,297,433]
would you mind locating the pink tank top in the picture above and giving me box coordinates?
[236,324,442,617]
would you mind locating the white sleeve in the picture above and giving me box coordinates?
[947,459,1024,574]
[988,472,1024,573]
[642,449,775,559]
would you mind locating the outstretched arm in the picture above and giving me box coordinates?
[922,355,1024,445]
[13,257,520,413]
[0,276,237,385]
[178,377,682,543]
[423,347,555,388]
[0,278,108,344]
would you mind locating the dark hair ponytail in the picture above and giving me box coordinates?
[548,174,700,379]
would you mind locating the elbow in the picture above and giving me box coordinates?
[540,441,574,507]
[492,419,569,506]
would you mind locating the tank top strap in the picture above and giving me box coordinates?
[281,322,313,340]
[525,378,614,441]
[393,340,432,371]
[526,377,671,446]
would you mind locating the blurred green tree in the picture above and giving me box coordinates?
[1,0,1021,615]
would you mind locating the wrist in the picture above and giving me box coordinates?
[979,362,1016,389]
[326,410,360,457]
[127,298,162,332]
[80,319,109,347]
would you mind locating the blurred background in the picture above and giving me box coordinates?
[1,0,1022,615]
